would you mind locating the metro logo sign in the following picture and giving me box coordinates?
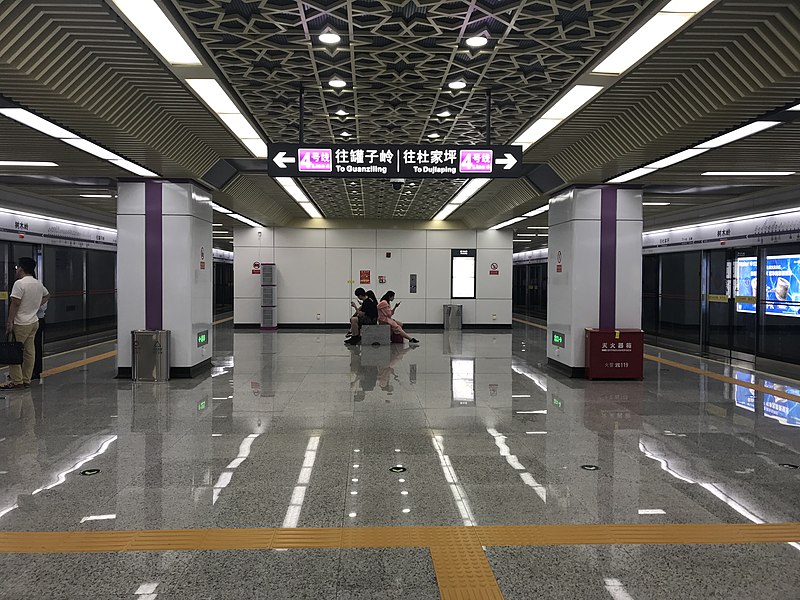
[298,148,332,172]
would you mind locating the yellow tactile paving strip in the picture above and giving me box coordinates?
[512,317,800,404]
[3,524,800,600]
[3,523,800,554]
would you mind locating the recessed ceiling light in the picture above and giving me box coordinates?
[341,131,351,137]
[541,85,604,120]
[428,133,440,139]
[240,138,268,158]
[185,79,239,113]
[229,213,262,227]
[702,171,795,176]
[466,36,488,48]
[319,32,341,44]
[0,108,78,139]
[646,148,709,169]
[789,103,800,111]
[448,80,467,90]
[210,202,232,214]
[80,194,114,198]
[527,226,547,229]
[643,202,671,206]
[218,113,259,139]
[335,109,349,116]
[490,216,525,230]
[0,160,58,167]
[607,167,656,184]
[63,138,121,160]
[436,110,451,118]
[695,121,781,149]
[109,0,201,66]
[524,205,549,217]
[592,12,693,75]
[109,158,157,177]
[329,77,347,88]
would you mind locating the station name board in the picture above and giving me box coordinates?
[267,143,523,179]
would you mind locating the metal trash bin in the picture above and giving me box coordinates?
[443,304,463,330]
[132,330,170,382]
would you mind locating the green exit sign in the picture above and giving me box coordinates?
[197,330,209,347]
[552,331,565,348]
[197,399,206,411]
[552,397,562,408]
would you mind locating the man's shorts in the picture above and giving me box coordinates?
[358,315,377,326]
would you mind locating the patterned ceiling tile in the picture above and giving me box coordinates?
[171,0,648,218]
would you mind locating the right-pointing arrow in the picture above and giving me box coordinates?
[495,153,517,170]
[273,151,296,169]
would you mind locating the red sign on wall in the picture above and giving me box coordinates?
[360,270,370,284]
[252,262,261,275]
[489,262,499,275]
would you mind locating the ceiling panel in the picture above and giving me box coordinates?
[171,0,650,219]
[468,0,800,229]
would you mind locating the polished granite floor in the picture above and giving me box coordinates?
[1,321,800,598]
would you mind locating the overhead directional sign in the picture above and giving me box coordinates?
[266,143,523,178]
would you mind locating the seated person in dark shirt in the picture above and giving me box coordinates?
[345,288,377,345]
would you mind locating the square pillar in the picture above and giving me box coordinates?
[546,186,643,376]
[116,180,213,378]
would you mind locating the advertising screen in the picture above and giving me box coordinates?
[735,257,758,314]
[765,254,800,317]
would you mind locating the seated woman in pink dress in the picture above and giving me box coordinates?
[377,291,419,344]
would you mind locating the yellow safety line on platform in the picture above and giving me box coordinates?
[40,350,117,378]
[36,317,232,379]
[512,317,800,404]
[644,354,800,403]
[513,317,546,330]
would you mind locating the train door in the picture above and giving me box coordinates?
[701,248,757,361]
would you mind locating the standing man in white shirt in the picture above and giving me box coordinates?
[2,257,49,390]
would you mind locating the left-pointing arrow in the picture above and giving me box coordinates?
[273,151,296,169]
[495,153,517,170]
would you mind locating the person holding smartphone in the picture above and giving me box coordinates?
[376,291,418,345]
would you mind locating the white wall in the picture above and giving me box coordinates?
[233,227,512,326]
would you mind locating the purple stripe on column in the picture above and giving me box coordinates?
[144,181,163,330]
[599,187,617,330]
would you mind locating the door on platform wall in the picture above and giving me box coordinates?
[351,248,377,299]
[701,248,757,361]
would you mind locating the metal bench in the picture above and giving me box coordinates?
[360,324,391,345]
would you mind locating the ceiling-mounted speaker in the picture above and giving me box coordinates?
[202,159,238,189]
[525,164,564,194]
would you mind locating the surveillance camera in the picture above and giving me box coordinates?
[390,178,405,191]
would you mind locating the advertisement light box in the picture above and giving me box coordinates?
[765,254,800,317]
[735,257,757,314]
